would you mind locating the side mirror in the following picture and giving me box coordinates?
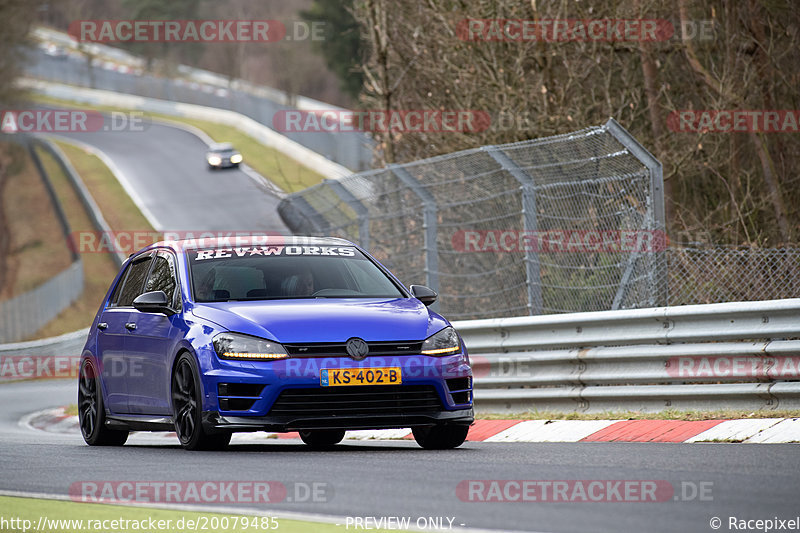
[133,291,174,315]
[410,285,437,306]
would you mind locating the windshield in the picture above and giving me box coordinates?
[188,244,405,302]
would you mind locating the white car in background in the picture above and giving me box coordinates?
[206,142,243,170]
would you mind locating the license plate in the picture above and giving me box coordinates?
[320,367,402,387]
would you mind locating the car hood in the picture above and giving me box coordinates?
[190,298,448,343]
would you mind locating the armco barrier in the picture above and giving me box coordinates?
[454,298,800,413]
[0,328,87,358]
[0,262,83,344]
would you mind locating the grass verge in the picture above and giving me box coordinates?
[28,93,327,193]
[1,496,391,533]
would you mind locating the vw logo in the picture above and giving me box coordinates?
[346,338,369,361]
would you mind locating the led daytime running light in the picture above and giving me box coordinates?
[222,352,287,360]
[421,346,460,355]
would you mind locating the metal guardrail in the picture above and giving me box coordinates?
[455,298,800,413]
[0,261,84,344]
[0,328,87,358]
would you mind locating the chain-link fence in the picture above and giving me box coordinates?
[668,247,800,306]
[278,119,669,319]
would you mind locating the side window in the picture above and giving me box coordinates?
[116,254,153,307]
[145,251,180,310]
[108,263,131,307]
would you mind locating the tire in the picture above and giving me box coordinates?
[412,425,469,450]
[299,429,346,449]
[78,359,128,446]
[172,353,231,451]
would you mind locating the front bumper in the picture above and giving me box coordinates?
[203,407,474,433]
[200,353,473,432]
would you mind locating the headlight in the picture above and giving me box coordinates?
[230,153,243,164]
[421,326,461,356]
[213,332,288,360]
[207,155,222,165]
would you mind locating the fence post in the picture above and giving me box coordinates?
[604,118,667,307]
[484,146,543,315]
[324,179,370,250]
[389,165,440,308]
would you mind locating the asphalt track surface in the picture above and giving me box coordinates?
[51,117,287,233]
[2,380,798,533]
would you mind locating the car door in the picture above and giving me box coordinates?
[125,250,179,415]
[95,252,153,414]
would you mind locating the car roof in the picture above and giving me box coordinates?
[141,235,356,254]
[208,142,235,151]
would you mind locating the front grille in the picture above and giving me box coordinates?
[283,341,423,358]
[268,385,443,417]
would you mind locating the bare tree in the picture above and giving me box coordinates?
[352,0,800,246]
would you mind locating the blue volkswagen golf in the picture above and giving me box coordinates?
[78,236,474,450]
